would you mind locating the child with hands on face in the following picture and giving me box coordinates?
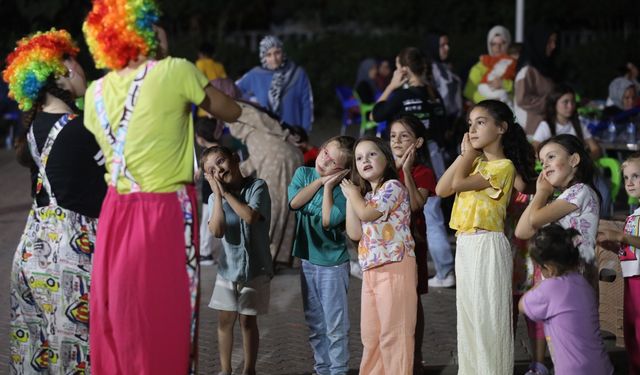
[287,136,355,375]
[389,114,437,374]
[515,134,601,375]
[436,99,536,374]
[340,137,417,375]
[515,134,601,289]
[202,146,273,375]
[597,153,640,374]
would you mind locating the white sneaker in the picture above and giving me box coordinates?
[428,273,455,288]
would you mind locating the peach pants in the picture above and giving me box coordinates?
[359,255,417,375]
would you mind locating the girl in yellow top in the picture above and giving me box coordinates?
[436,99,536,374]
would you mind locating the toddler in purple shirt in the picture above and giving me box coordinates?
[519,224,613,375]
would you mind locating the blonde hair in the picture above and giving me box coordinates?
[622,152,640,171]
[321,135,355,169]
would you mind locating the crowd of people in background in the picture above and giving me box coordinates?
[2,0,640,374]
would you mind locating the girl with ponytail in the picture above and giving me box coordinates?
[436,99,535,374]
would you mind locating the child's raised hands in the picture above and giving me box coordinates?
[388,67,408,90]
[535,172,554,197]
[395,144,416,172]
[340,179,360,199]
[205,172,227,198]
[322,169,350,189]
[460,132,481,159]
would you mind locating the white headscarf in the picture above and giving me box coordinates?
[486,25,512,56]
[609,77,635,110]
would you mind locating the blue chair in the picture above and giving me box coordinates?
[335,86,360,135]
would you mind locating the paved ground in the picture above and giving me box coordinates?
[0,131,630,374]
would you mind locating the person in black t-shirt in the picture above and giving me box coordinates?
[372,47,447,146]
[3,29,106,373]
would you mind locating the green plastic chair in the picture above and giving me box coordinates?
[353,91,380,136]
[597,157,622,202]
[535,160,543,173]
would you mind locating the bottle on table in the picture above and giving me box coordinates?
[626,121,637,144]
[607,121,617,143]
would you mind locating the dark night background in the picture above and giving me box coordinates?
[1,0,639,121]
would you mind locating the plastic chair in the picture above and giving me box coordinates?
[597,157,622,202]
[535,160,543,173]
[335,86,360,135]
[353,91,383,136]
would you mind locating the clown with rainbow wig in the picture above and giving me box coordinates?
[81,0,240,374]
[4,29,107,374]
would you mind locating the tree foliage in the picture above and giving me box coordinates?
[1,0,638,119]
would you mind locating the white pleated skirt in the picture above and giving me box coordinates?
[455,231,514,374]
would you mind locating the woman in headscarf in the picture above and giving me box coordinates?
[236,35,314,131]
[514,26,559,135]
[210,77,303,266]
[464,25,515,105]
[354,58,379,104]
[604,76,638,118]
[4,29,107,374]
[82,0,241,373]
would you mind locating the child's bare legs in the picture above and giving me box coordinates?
[218,310,238,374]
[240,314,259,375]
[534,338,546,362]
[414,297,425,375]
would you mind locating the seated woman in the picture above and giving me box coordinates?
[354,58,379,104]
[463,25,514,105]
[603,76,638,120]
[532,83,601,160]
[606,62,640,107]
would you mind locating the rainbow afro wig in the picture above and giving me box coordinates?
[83,0,160,70]
[3,29,79,111]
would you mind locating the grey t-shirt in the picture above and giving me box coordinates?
[208,178,273,282]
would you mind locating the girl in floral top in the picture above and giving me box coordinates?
[516,134,600,290]
[436,99,536,374]
[340,136,417,375]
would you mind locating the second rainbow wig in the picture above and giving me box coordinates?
[2,29,79,111]
[83,0,160,70]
